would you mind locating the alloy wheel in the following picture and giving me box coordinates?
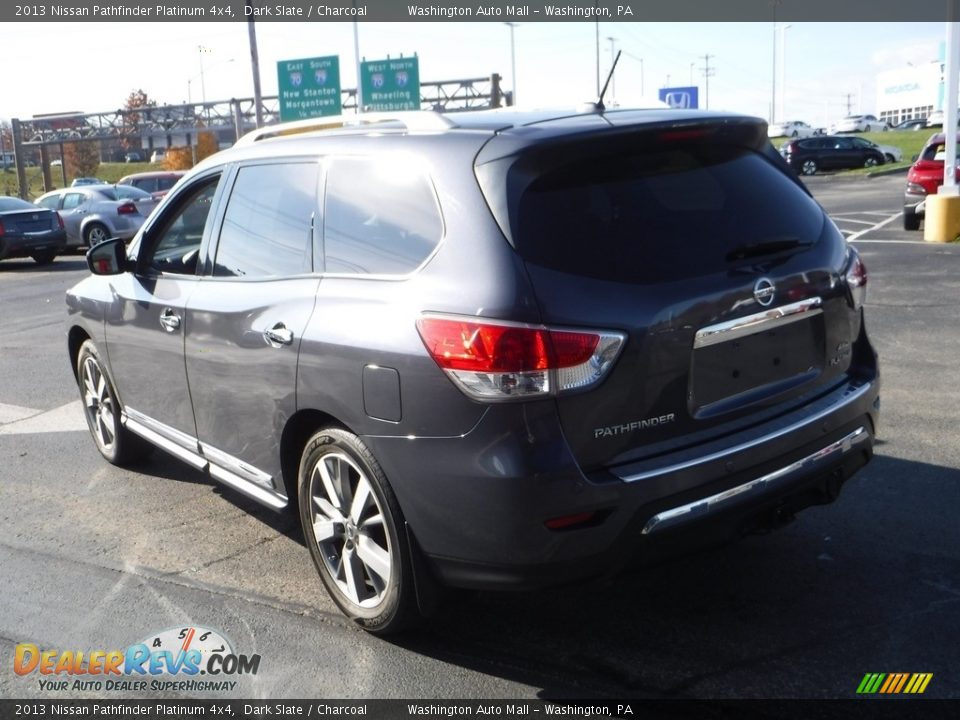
[81,356,116,452]
[307,451,393,609]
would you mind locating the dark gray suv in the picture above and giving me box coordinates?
[66,109,880,633]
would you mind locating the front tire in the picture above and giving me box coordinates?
[76,340,150,465]
[864,156,879,168]
[298,427,418,634]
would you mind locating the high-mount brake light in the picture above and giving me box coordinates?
[416,316,625,401]
[657,128,713,143]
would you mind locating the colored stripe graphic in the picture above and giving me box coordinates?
[858,672,933,694]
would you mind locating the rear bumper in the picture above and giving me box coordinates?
[0,230,67,260]
[363,374,879,592]
[904,191,926,216]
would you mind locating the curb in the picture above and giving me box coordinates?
[867,166,910,178]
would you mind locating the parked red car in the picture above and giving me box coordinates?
[903,133,960,230]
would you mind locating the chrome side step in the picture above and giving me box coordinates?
[122,410,287,511]
[641,426,868,535]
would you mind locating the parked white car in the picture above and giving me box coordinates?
[832,114,889,133]
[767,120,815,138]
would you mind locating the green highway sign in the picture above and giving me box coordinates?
[277,55,341,121]
[359,57,420,112]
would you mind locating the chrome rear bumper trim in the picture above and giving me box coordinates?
[641,426,868,535]
[693,297,823,349]
[617,382,872,483]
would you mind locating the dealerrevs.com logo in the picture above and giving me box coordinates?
[14,626,260,693]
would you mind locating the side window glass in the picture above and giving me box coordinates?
[213,163,318,278]
[37,196,60,210]
[62,193,84,210]
[144,176,220,276]
[324,156,443,275]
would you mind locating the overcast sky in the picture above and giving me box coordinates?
[0,21,946,127]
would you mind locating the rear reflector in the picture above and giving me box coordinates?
[416,315,625,401]
[545,511,600,530]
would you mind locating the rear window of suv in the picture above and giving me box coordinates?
[513,144,825,284]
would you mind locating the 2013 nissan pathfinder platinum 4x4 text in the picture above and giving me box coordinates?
[66,108,879,633]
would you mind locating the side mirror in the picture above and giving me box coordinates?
[86,237,131,276]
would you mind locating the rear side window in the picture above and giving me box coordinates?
[514,145,825,284]
[323,156,443,275]
[214,163,319,278]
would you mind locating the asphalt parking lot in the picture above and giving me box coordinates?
[0,173,957,704]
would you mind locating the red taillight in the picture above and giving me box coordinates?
[0,220,5,237]
[415,318,599,373]
[55,212,64,229]
[416,316,623,401]
[845,247,867,309]
[117,202,137,215]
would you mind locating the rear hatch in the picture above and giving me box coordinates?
[475,115,865,471]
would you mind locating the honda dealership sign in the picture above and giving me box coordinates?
[658,86,699,109]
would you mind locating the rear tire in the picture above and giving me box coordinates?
[801,159,818,176]
[76,340,151,466]
[83,223,110,247]
[31,250,56,265]
[298,427,421,634]
[903,208,921,231]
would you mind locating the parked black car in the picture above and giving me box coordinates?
[66,109,880,633]
[781,135,887,175]
[0,196,66,265]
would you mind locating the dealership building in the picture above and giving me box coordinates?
[875,62,942,125]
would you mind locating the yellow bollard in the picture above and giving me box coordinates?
[923,194,960,243]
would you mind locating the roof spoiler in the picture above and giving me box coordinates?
[235,111,457,147]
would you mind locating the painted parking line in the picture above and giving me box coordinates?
[835,218,883,226]
[850,239,931,245]
[0,400,87,435]
[846,213,902,242]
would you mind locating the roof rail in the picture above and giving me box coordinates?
[235,111,457,147]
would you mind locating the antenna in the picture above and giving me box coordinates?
[596,50,622,111]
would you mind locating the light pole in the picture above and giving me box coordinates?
[188,58,234,105]
[505,22,519,106]
[197,45,214,106]
[777,24,792,122]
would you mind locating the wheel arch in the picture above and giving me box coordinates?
[279,408,352,512]
[67,326,92,382]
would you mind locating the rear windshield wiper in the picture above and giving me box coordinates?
[725,237,812,262]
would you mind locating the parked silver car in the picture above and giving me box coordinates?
[36,185,152,249]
